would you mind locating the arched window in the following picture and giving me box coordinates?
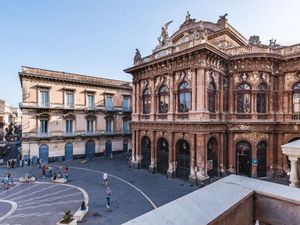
[208,82,216,112]
[158,85,169,113]
[293,83,300,113]
[178,82,191,112]
[143,87,151,114]
[257,83,267,113]
[237,83,251,113]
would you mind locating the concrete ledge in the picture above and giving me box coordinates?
[123,175,300,225]
[73,206,89,222]
[52,178,67,183]
[19,177,36,183]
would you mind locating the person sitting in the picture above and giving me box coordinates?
[57,172,63,178]
[80,201,87,211]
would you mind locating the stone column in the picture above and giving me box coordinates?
[281,140,300,188]
[289,157,300,187]
[136,81,140,118]
[191,68,196,112]
[167,132,175,178]
[227,132,235,173]
[149,131,156,173]
[195,133,208,182]
[267,134,274,176]
[131,130,137,167]
[150,79,155,120]
[169,73,174,121]
[135,130,141,169]
[196,68,205,112]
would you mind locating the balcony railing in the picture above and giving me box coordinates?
[177,113,189,120]
[141,115,150,120]
[236,114,252,119]
[37,132,50,138]
[122,107,132,112]
[257,114,268,120]
[291,114,300,120]
[104,106,114,111]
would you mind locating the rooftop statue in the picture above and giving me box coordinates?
[180,11,196,28]
[134,48,142,65]
[218,13,228,23]
[158,20,173,46]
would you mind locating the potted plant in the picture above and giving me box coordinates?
[57,210,77,225]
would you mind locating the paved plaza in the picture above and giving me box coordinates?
[0,153,197,225]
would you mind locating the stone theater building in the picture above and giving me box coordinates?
[125,13,300,183]
[19,67,132,163]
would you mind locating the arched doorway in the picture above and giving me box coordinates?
[157,137,169,174]
[141,136,151,169]
[176,139,190,180]
[64,142,73,161]
[86,140,95,159]
[39,144,49,164]
[123,139,128,153]
[207,137,218,177]
[236,141,252,177]
[257,141,267,177]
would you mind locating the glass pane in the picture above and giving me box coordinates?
[293,93,300,112]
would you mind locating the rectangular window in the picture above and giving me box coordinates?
[123,96,130,110]
[87,120,94,132]
[293,93,300,113]
[65,93,74,108]
[87,95,95,109]
[66,120,73,133]
[40,90,49,107]
[123,120,129,132]
[106,120,113,132]
[105,95,113,110]
[40,119,48,133]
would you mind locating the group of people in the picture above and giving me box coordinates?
[1,172,14,189]
[102,172,112,208]
[7,159,15,168]
[51,166,69,182]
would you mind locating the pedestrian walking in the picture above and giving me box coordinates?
[7,173,14,186]
[106,186,112,208]
[103,172,108,186]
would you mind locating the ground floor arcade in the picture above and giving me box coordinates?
[21,136,132,164]
[130,122,300,183]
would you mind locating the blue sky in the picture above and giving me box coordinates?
[1,0,300,107]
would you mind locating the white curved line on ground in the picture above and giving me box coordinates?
[36,181,89,205]
[67,166,157,209]
[0,200,17,222]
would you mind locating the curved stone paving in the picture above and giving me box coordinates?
[0,182,85,225]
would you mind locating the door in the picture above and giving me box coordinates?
[39,144,49,164]
[141,136,151,169]
[123,139,128,152]
[65,143,73,161]
[106,140,112,155]
[207,137,218,177]
[157,138,169,174]
[176,139,190,180]
[257,141,267,177]
[86,140,95,159]
[236,141,252,177]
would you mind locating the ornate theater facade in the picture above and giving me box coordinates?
[125,13,300,183]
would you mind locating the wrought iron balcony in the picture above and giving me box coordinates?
[104,106,114,112]
[122,106,132,112]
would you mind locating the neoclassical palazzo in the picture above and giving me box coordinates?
[125,13,300,183]
[19,67,132,163]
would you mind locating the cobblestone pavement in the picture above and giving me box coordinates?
[0,181,84,225]
[0,153,198,225]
